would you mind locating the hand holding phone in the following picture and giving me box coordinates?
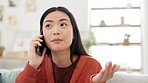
[29,35,45,69]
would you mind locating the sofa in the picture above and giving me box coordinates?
[0,68,23,83]
[0,68,148,83]
[107,72,148,83]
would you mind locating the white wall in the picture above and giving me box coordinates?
[1,0,147,74]
[141,0,148,74]
[0,0,89,51]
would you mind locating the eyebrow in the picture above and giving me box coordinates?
[44,18,69,23]
[45,20,53,23]
[59,19,69,22]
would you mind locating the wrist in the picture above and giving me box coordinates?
[29,62,39,69]
[91,74,105,83]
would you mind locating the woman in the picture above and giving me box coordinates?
[15,6,120,83]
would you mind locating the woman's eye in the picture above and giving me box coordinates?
[46,24,52,28]
[60,23,67,27]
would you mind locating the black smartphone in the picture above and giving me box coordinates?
[37,37,45,56]
[0,73,2,83]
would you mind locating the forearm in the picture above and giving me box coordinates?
[15,63,39,83]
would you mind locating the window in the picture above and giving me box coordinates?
[90,0,141,73]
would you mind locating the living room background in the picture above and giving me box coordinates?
[0,0,148,74]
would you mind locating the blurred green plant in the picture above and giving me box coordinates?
[124,33,131,39]
[0,45,5,56]
[99,20,107,27]
[83,31,96,53]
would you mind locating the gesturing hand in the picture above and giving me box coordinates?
[92,61,120,83]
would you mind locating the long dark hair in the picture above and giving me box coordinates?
[40,6,89,62]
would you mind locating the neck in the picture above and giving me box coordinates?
[51,49,73,67]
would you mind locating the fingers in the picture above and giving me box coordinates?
[31,35,43,47]
[92,61,120,83]
[112,64,120,72]
[28,35,45,69]
[32,35,43,41]
[108,62,114,78]
[33,41,42,47]
[101,61,113,80]
[32,35,43,45]
[100,61,120,82]
[30,35,44,54]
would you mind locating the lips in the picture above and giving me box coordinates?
[51,38,63,42]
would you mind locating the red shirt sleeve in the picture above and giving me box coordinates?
[15,63,40,83]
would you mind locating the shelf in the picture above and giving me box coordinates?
[0,55,28,60]
[91,7,140,10]
[92,43,141,46]
[91,24,141,28]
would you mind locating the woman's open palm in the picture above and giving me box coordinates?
[92,61,120,83]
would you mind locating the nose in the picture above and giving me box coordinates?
[53,32,60,35]
[53,27,60,35]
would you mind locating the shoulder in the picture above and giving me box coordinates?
[80,55,102,68]
[80,55,99,63]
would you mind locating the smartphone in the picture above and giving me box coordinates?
[0,73,2,83]
[37,37,45,56]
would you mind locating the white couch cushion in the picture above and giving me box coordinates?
[0,68,23,83]
[107,72,148,83]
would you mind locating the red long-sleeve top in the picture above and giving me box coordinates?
[15,55,103,83]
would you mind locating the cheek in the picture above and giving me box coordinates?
[42,30,53,49]
[43,30,52,42]
[43,30,48,38]
[65,29,73,43]
[43,28,52,36]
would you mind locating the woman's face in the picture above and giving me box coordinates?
[42,11,73,52]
